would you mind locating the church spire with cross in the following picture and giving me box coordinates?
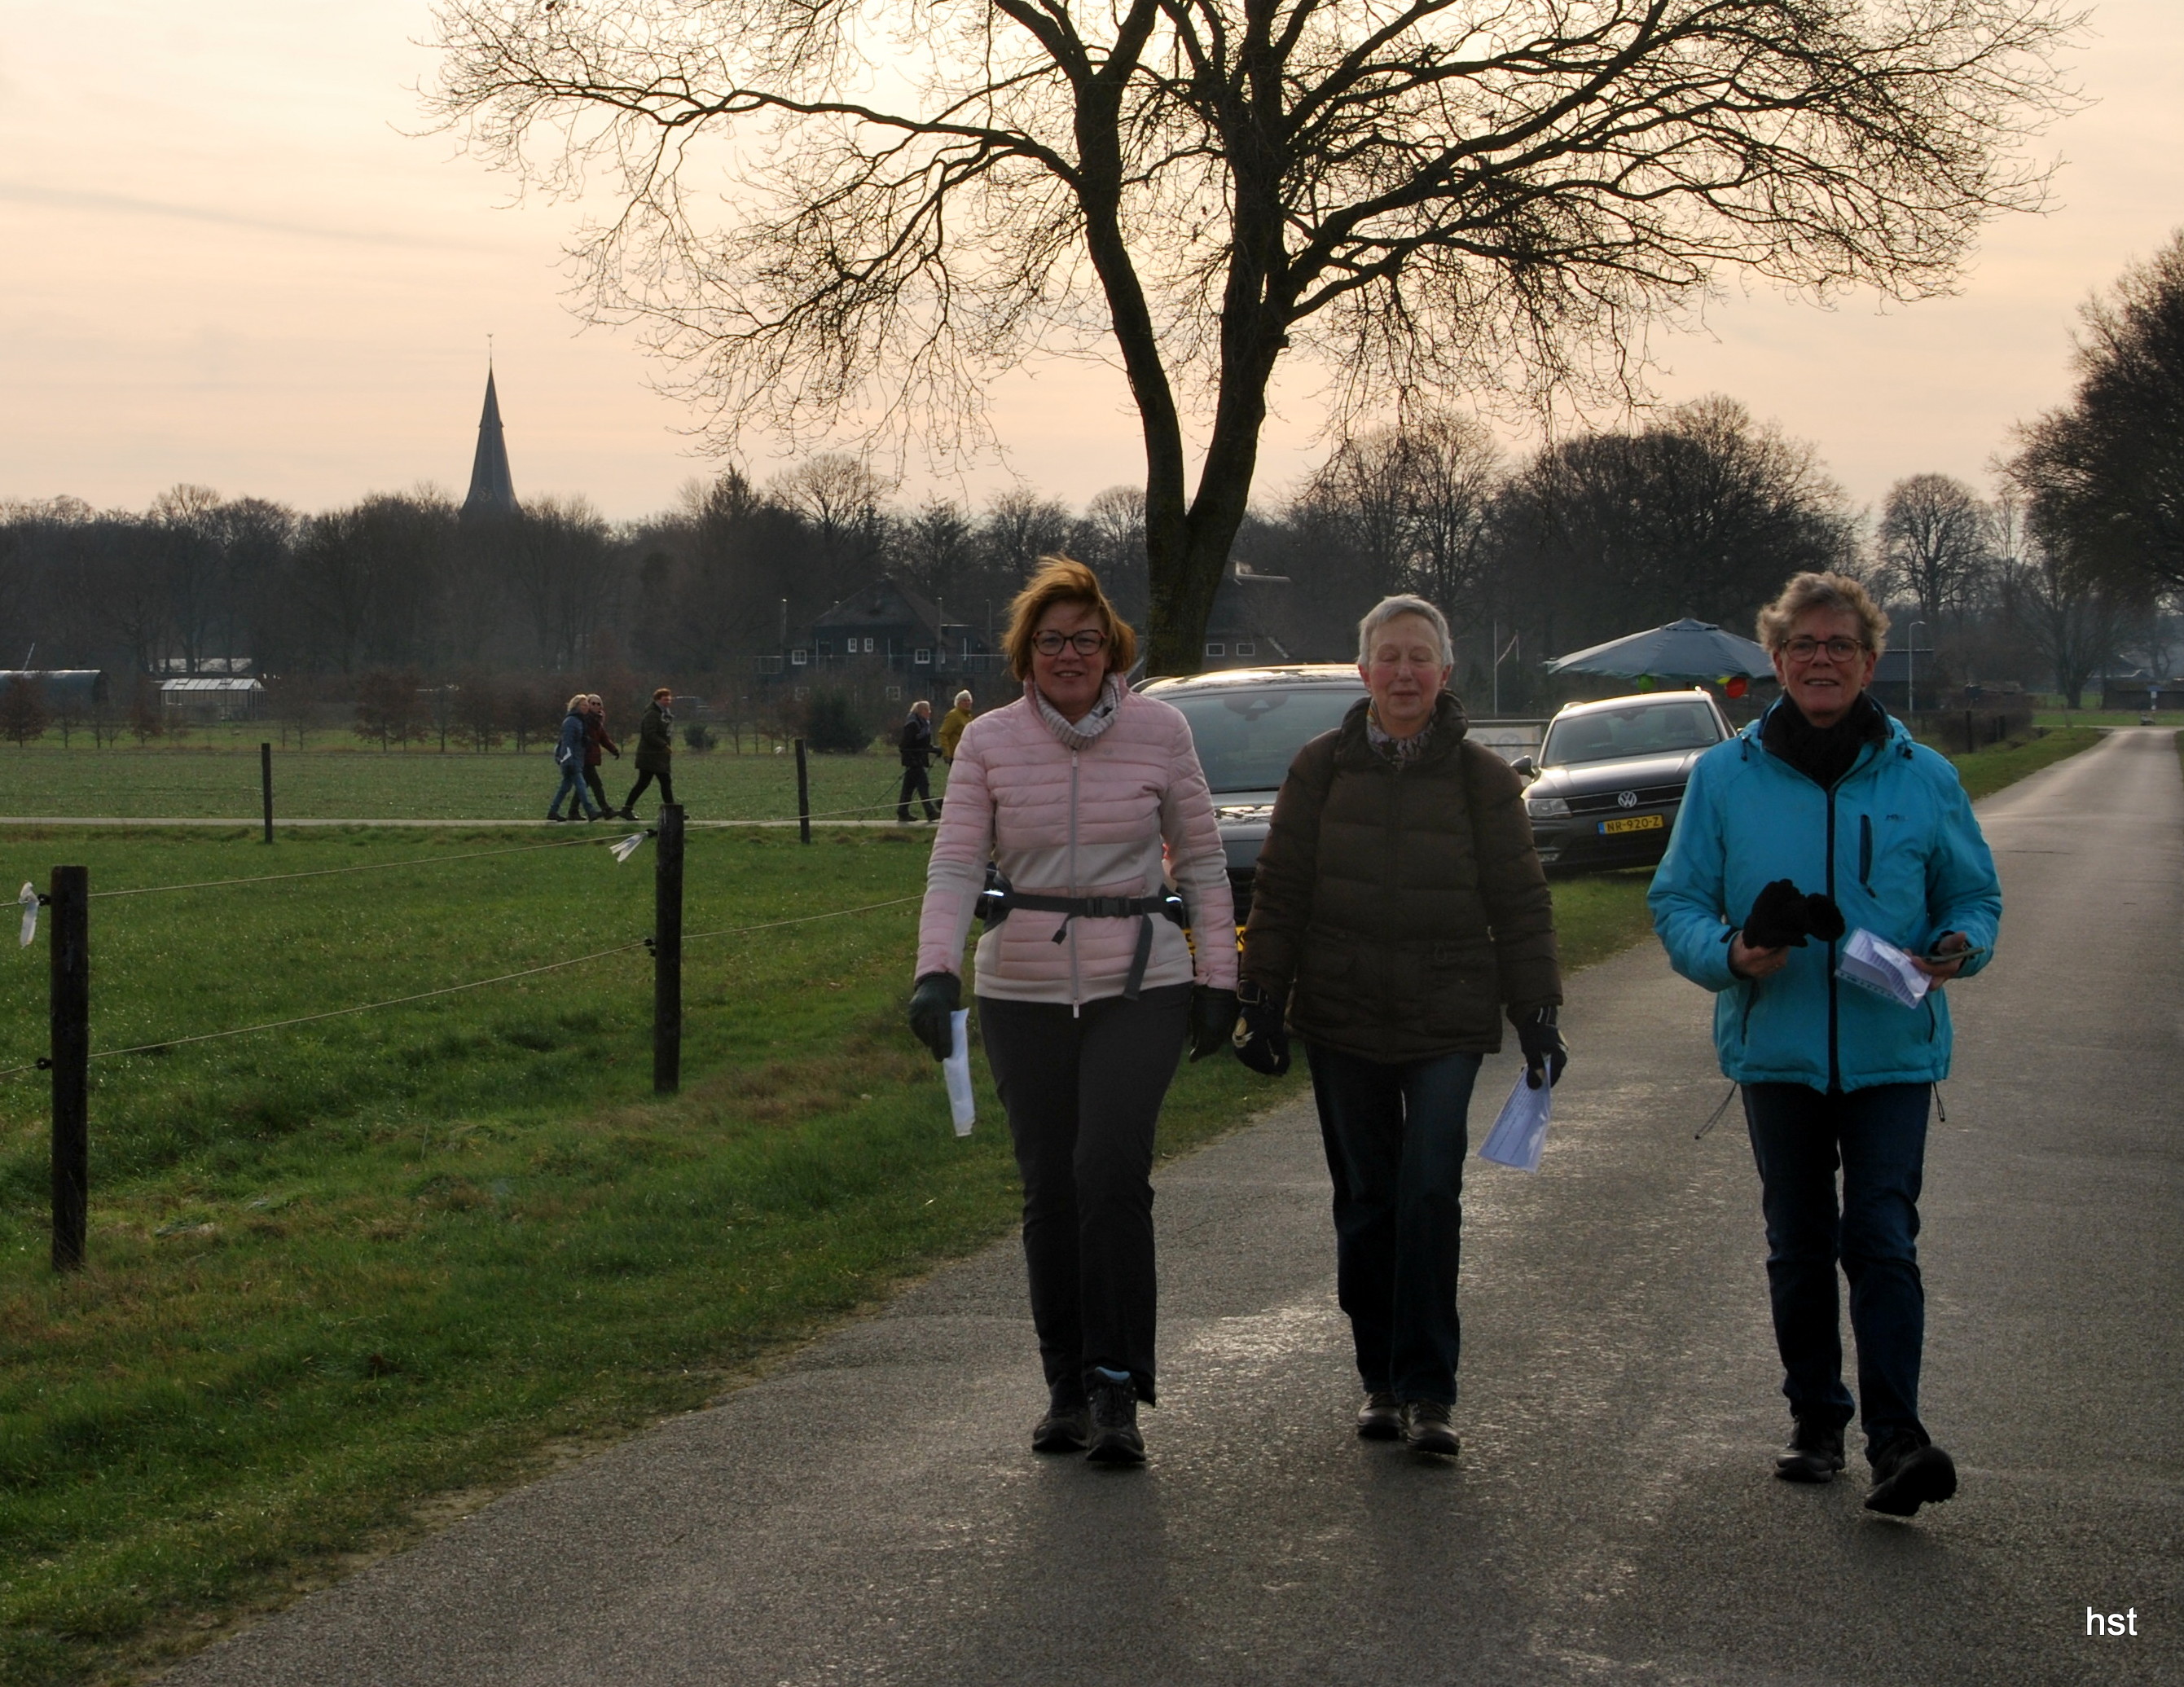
[461,361,519,521]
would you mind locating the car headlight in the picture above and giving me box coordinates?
[1526,795,1571,819]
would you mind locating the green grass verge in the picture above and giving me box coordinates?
[1944,725,2106,802]
[0,746,931,825]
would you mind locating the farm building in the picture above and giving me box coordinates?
[159,677,265,721]
[0,670,110,710]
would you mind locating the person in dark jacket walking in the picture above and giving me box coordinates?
[897,700,941,822]
[582,694,620,821]
[1651,571,2001,1516]
[617,688,676,819]
[1237,595,1565,1457]
[547,696,603,821]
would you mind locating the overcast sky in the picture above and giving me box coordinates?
[2,1,2178,525]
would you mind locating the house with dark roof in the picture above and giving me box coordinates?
[1198,560,1295,670]
[787,579,996,685]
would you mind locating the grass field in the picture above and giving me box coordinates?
[0,745,927,825]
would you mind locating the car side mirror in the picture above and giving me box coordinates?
[1510,754,1536,779]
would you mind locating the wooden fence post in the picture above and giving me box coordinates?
[653,805,684,1095]
[795,737,811,845]
[261,742,275,844]
[50,866,88,1272]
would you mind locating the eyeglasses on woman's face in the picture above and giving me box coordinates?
[1032,628,1108,656]
[1782,635,1865,664]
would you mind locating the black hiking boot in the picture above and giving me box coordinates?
[1404,1399,1461,1457]
[1031,1390,1090,1455]
[1356,1390,1403,1441]
[1865,1431,1957,1517]
[1085,1377,1145,1466]
[1774,1417,1847,1483]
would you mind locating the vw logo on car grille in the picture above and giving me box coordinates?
[1616,789,1639,809]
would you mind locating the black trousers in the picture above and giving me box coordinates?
[584,767,611,815]
[978,984,1190,1404]
[622,768,675,812]
[897,762,938,820]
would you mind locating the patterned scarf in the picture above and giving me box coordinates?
[1366,704,1435,765]
[1029,674,1127,751]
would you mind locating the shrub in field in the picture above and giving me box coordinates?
[354,670,426,751]
[0,674,51,746]
[804,690,872,754]
[683,722,716,751]
[129,679,165,745]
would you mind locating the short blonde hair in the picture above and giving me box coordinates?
[565,693,588,713]
[1357,595,1454,666]
[1756,572,1889,656]
[954,690,973,706]
[1003,556,1138,682]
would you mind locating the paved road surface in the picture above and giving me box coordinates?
[163,731,2181,1686]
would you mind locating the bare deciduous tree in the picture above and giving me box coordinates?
[1877,473,1993,638]
[428,0,2076,671]
[2010,231,2184,599]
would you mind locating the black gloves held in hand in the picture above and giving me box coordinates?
[907,971,961,1062]
[1231,980,1291,1077]
[1189,986,1241,1063]
[1741,878,1847,951]
[1515,1004,1568,1090]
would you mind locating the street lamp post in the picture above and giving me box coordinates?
[1909,620,1927,718]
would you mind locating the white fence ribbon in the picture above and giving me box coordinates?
[18,883,36,948]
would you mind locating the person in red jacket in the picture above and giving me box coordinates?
[907,557,1238,1465]
[581,694,619,822]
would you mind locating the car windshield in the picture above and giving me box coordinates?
[1541,701,1721,767]
[1168,685,1363,792]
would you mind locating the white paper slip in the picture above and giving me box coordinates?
[1478,1065,1553,1173]
[1836,928,1931,1010]
[943,1009,975,1136]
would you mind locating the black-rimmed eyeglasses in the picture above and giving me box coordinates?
[1782,636,1865,663]
[1031,629,1108,656]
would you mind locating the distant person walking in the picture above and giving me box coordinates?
[937,690,974,762]
[582,694,620,821]
[1650,570,2002,1518]
[897,700,942,822]
[547,696,603,822]
[908,557,1237,1466]
[619,688,677,819]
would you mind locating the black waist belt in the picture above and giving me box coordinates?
[980,876,1187,999]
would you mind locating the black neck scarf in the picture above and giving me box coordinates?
[1762,691,1887,790]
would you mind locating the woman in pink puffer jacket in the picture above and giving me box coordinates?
[909,558,1237,1465]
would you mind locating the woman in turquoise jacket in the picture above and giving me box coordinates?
[1650,571,2000,1518]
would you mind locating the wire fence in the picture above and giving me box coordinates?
[2,877,921,1083]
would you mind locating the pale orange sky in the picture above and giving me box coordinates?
[2,1,2178,523]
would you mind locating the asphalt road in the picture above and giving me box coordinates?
[163,729,2181,1687]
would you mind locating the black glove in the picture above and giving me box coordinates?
[1189,986,1240,1062]
[1231,979,1291,1077]
[1741,879,1847,951]
[1515,1004,1567,1090]
[907,971,960,1062]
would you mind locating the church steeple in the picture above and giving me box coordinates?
[462,366,518,521]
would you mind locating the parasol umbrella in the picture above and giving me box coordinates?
[1546,617,1773,696]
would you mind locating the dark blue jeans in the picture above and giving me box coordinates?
[1742,1082,1931,1456]
[1305,1043,1483,1407]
